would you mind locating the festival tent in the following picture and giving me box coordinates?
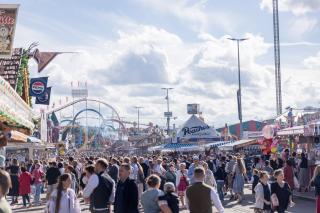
[176,115,220,143]
[218,139,257,151]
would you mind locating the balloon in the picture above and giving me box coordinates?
[272,139,279,146]
[263,125,274,139]
[271,147,277,153]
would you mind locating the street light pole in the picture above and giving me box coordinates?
[134,106,143,132]
[228,37,248,139]
[162,87,173,135]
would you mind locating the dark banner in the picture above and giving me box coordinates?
[0,4,19,57]
[29,77,48,97]
[32,49,60,73]
[0,48,22,89]
[35,87,51,105]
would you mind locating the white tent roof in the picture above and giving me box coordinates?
[177,115,220,140]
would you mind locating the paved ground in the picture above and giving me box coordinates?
[11,185,316,212]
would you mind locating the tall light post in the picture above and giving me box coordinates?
[162,87,173,135]
[228,37,249,139]
[134,106,143,132]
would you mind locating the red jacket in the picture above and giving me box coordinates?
[284,165,294,190]
[19,171,32,195]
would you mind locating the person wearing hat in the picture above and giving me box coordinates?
[159,182,179,213]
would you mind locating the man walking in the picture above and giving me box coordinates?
[83,158,115,213]
[114,163,139,213]
[108,158,119,184]
[46,161,61,200]
[186,167,224,213]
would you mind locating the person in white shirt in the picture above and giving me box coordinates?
[83,160,115,212]
[82,165,99,201]
[47,173,81,213]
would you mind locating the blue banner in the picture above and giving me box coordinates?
[35,87,51,105]
[29,77,48,97]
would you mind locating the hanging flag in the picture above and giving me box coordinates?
[35,87,51,105]
[0,5,19,57]
[32,49,61,73]
[29,77,48,97]
[51,112,59,127]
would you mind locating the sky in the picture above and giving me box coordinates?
[3,0,320,128]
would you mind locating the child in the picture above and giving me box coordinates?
[250,169,260,194]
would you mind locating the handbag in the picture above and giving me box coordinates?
[271,193,279,207]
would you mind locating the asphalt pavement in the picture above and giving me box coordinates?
[11,185,316,213]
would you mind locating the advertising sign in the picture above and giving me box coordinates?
[0,4,19,57]
[29,77,48,97]
[35,87,51,105]
[164,112,172,118]
[0,48,22,89]
[187,104,200,114]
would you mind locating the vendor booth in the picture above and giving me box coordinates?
[153,114,222,153]
[176,115,220,143]
[218,139,258,152]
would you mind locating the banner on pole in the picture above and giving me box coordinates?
[35,87,51,105]
[29,77,48,97]
[32,49,61,73]
[0,4,19,57]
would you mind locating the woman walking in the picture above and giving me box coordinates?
[176,163,189,208]
[32,163,44,206]
[232,157,246,203]
[299,153,309,192]
[283,160,294,190]
[47,173,81,213]
[271,169,294,213]
[7,159,20,205]
[254,171,271,213]
[310,165,320,213]
[203,162,216,187]
[19,167,32,208]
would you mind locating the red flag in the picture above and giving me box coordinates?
[33,49,61,73]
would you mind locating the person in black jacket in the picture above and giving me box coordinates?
[159,182,179,213]
[215,163,227,201]
[114,163,139,213]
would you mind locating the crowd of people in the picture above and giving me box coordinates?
[0,149,319,213]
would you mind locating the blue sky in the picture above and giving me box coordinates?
[4,0,320,128]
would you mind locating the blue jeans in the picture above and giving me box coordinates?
[217,180,225,201]
[34,183,42,205]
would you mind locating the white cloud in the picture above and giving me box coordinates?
[13,4,320,128]
[303,51,320,69]
[136,0,208,31]
[260,0,320,16]
[289,16,317,36]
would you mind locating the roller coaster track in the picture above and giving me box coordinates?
[35,98,120,120]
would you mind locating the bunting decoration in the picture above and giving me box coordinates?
[35,87,51,105]
[32,49,61,73]
[29,77,48,97]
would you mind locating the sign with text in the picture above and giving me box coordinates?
[0,48,22,89]
[187,104,200,114]
[0,4,19,57]
[164,111,172,117]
